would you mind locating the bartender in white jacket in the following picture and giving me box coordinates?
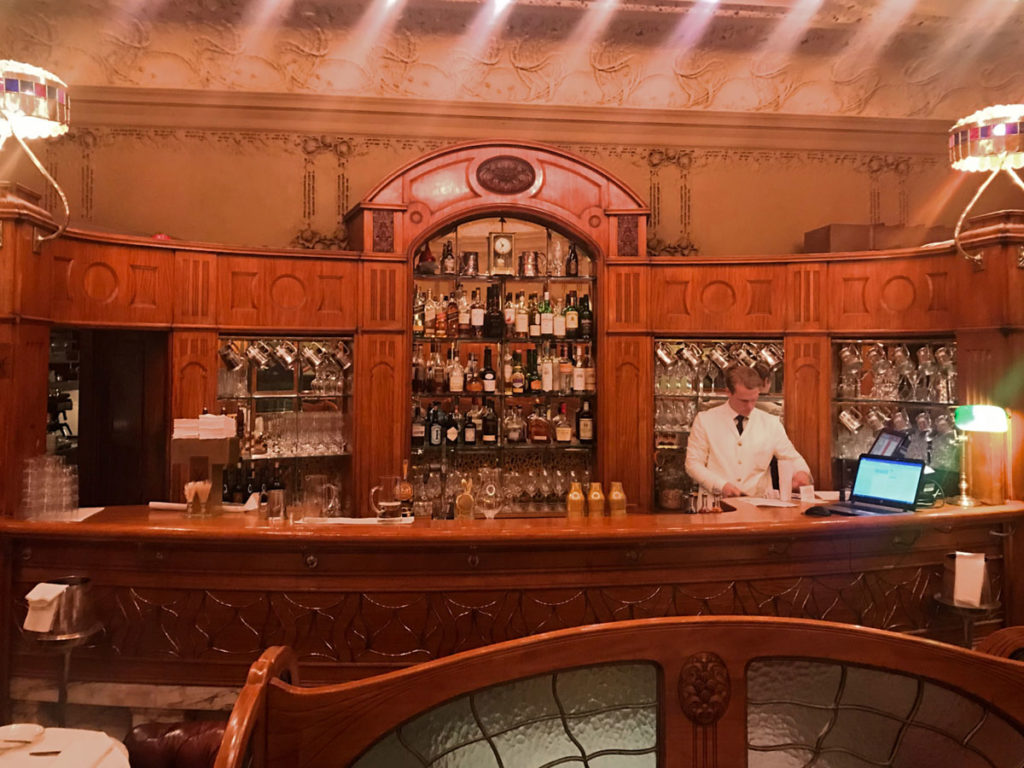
[685,365,812,497]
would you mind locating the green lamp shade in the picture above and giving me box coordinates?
[953,404,1009,433]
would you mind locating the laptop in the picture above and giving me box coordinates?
[867,428,910,459]
[822,455,925,516]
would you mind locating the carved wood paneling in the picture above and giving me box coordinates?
[170,331,218,420]
[650,264,787,334]
[216,256,358,331]
[174,251,216,326]
[615,215,640,259]
[600,335,653,507]
[354,333,408,515]
[49,240,174,326]
[826,255,955,332]
[360,261,408,332]
[371,210,395,253]
[784,335,832,488]
[605,266,648,332]
[787,263,825,330]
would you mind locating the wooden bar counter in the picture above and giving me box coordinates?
[3,500,1022,705]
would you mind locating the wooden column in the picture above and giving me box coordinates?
[783,335,832,489]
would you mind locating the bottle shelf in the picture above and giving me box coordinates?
[654,393,783,401]
[414,274,595,283]
[414,334,595,344]
[413,442,594,454]
[222,392,352,400]
[413,391,596,400]
[243,451,352,461]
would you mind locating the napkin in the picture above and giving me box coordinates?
[23,583,67,633]
[953,551,986,607]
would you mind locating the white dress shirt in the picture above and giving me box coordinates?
[685,402,810,496]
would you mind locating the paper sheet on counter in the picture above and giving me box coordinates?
[737,497,800,508]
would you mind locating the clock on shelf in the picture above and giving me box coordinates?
[489,232,515,275]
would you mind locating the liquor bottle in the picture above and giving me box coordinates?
[539,289,554,337]
[552,295,566,338]
[222,466,232,502]
[470,289,485,337]
[484,286,504,338]
[231,462,246,503]
[398,459,414,516]
[470,397,485,435]
[440,239,457,275]
[564,291,579,340]
[566,241,579,277]
[553,402,573,443]
[412,343,426,394]
[528,294,541,338]
[448,348,465,393]
[423,290,437,338]
[430,343,446,394]
[464,353,483,393]
[434,294,447,338]
[446,294,460,339]
[503,292,516,335]
[458,289,472,337]
[540,343,555,392]
[462,405,477,445]
[576,400,594,444]
[481,348,498,394]
[528,352,544,393]
[446,404,462,445]
[558,343,573,395]
[502,348,514,395]
[428,402,445,446]
[582,343,596,392]
[481,399,499,444]
[527,401,551,443]
[412,405,426,445]
[514,292,529,339]
[268,461,286,518]
[505,406,526,443]
[572,345,586,393]
[413,289,425,336]
[510,352,526,394]
[578,294,593,338]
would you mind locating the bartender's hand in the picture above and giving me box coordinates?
[721,482,743,497]
[792,471,812,490]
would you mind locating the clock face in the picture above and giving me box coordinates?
[493,235,513,255]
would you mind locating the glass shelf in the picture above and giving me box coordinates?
[413,442,594,454]
[414,274,595,283]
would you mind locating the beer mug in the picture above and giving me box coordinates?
[656,342,676,368]
[519,250,538,277]
[758,343,784,371]
[839,344,863,374]
[369,476,404,522]
[865,407,890,432]
[865,343,890,373]
[332,342,353,371]
[889,344,914,375]
[460,250,479,276]
[676,343,703,369]
[838,406,863,433]
[707,343,731,372]
[245,340,274,369]
[732,344,757,369]
[301,341,327,370]
[218,341,245,372]
[915,411,933,433]
[274,339,298,369]
[934,345,955,372]
[891,408,911,432]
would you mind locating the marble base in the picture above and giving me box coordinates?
[11,677,238,741]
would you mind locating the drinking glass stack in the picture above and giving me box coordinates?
[22,455,78,520]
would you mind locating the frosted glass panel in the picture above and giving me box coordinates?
[354,663,658,768]
[748,659,1024,768]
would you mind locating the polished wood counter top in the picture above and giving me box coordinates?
[2,500,1022,546]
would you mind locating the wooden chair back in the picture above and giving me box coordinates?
[214,616,1024,768]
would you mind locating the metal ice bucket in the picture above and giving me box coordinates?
[40,575,101,640]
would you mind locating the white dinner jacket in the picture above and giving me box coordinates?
[684,402,810,496]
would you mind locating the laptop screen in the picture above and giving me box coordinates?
[851,455,924,508]
[868,428,910,458]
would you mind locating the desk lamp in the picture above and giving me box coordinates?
[948,104,1024,266]
[0,60,71,249]
[952,404,1010,507]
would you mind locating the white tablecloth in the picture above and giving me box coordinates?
[0,728,127,768]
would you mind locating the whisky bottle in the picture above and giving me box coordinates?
[413,289,425,336]
[528,294,541,338]
[582,343,596,392]
[558,343,573,395]
[481,399,499,444]
[434,294,447,338]
[514,292,529,339]
[553,402,573,443]
[527,401,551,443]
[446,404,462,446]
[411,405,426,445]
[430,343,445,394]
[566,242,579,277]
[470,289,485,337]
[502,348,514,395]
[448,348,465,393]
[440,239,457,275]
[503,291,516,335]
[527,349,543,393]
[462,406,477,445]
[576,399,594,444]
[423,290,436,338]
[578,294,593,338]
[458,289,472,337]
[481,348,497,394]
[539,289,554,337]
[564,291,579,340]
[484,286,504,338]
[447,293,461,339]
[511,352,526,394]
[540,342,555,392]
[552,295,566,338]
[464,352,482,393]
[411,343,426,394]
[505,406,526,443]
[428,402,445,446]
[572,345,586,393]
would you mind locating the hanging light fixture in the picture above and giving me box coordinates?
[948,104,1024,266]
[0,59,71,249]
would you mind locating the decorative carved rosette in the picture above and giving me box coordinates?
[678,651,730,726]
[475,155,537,195]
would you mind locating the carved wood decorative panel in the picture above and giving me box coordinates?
[650,264,787,334]
[360,262,407,332]
[217,256,358,331]
[601,335,653,507]
[170,331,218,420]
[354,333,408,514]
[174,251,216,326]
[616,215,640,259]
[49,241,174,326]
[784,336,832,487]
[371,210,394,253]
[788,263,825,330]
[826,255,955,332]
[606,267,648,332]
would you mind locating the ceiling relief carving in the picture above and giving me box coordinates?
[2,0,1020,120]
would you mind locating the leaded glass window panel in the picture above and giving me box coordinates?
[748,659,1024,768]
[353,663,658,768]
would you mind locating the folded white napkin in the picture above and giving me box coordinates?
[23,583,68,633]
[953,551,987,607]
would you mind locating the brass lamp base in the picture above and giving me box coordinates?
[952,493,981,508]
